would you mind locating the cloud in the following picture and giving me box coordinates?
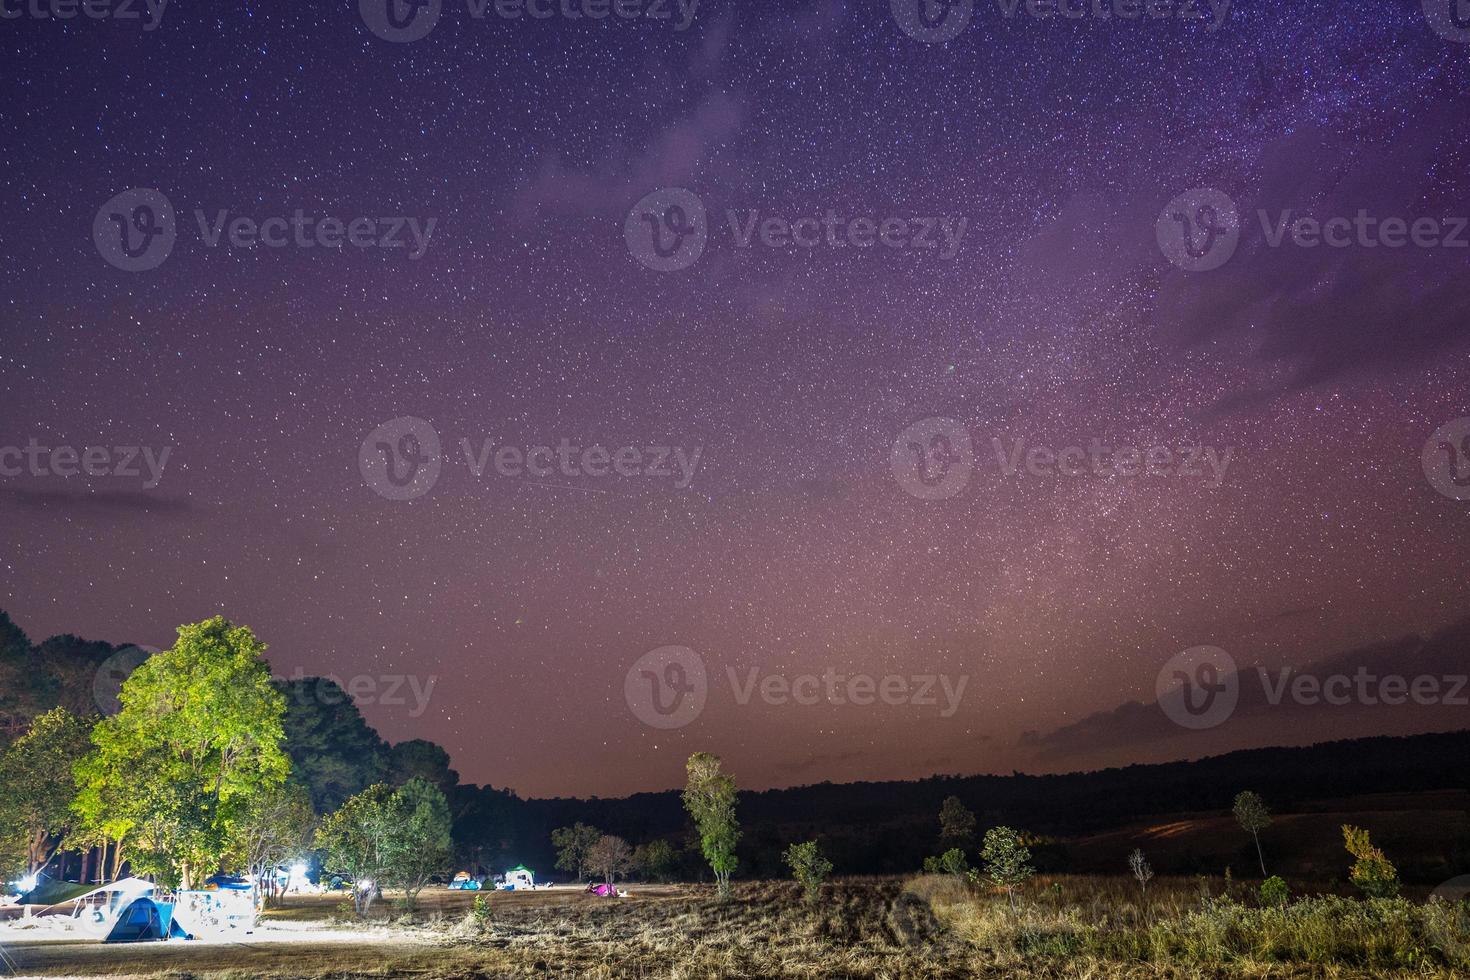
[1151,109,1470,410]
[1022,615,1470,759]
[0,486,195,516]
[509,91,747,221]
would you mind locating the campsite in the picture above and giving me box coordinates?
[6,875,1470,979]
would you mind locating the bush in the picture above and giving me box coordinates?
[1343,825,1401,898]
[783,840,833,905]
[1260,876,1289,908]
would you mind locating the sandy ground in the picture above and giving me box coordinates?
[0,885,681,979]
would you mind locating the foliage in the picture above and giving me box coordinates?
[387,739,459,796]
[314,778,453,915]
[1232,790,1271,876]
[1343,824,1400,898]
[783,840,832,905]
[586,834,634,886]
[229,780,315,908]
[315,783,400,916]
[979,826,1034,912]
[0,707,92,875]
[632,837,679,882]
[389,778,454,909]
[275,677,390,814]
[683,752,740,901]
[550,822,603,882]
[922,876,1470,972]
[1260,875,1289,907]
[471,892,491,926]
[938,795,976,851]
[72,618,289,888]
[928,847,969,880]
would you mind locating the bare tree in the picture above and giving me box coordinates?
[1127,848,1154,901]
[587,835,634,887]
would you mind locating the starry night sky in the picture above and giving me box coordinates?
[2,0,1469,798]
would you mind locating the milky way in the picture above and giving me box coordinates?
[3,0,1469,797]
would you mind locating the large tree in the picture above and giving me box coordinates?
[315,783,401,916]
[229,781,316,909]
[73,617,289,888]
[0,707,92,875]
[387,739,460,797]
[275,677,390,814]
[938,795,977,852]
[586,835,634,887]
[682,752,740,901]
[388,778,454,909]
[551,822,603,882]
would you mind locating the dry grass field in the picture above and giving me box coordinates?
[3,876,1467,979]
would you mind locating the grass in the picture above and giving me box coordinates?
[3,876,1467,978]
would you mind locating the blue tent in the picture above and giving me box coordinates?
[104,896,186,942]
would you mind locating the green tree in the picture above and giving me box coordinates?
[73,618,289,888]
[682,752,740,901]
[388,778,454,909]
[783,840,833,905]
[938,795,977,852]
[1342,824,1400,898]
[633,838,678,883]
[550,822,603,882]
[979,826,1034,912]
[387,739,459,797]
[275,677,389,814]
[926,847,969,881]
[587,834,634,886]
[315,783,401,916]
[0,707,92,875]
[1232,790,1271,877]
[228,781,315,909]
[1260,875,1289,907]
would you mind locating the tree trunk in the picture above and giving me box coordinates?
[1253,832,1266,877]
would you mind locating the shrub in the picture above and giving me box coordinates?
[1343,825,1401,898]
[1260,875,1289,907]
[783,840,833,905]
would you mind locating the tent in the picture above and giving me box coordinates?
[449,871,481,891]
[58,879,185,943]
[497,865,536,890]
[585,883,624,898]
[105,896,181,942]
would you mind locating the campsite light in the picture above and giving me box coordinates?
[15,874,37,893]
[291,862,307,876]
